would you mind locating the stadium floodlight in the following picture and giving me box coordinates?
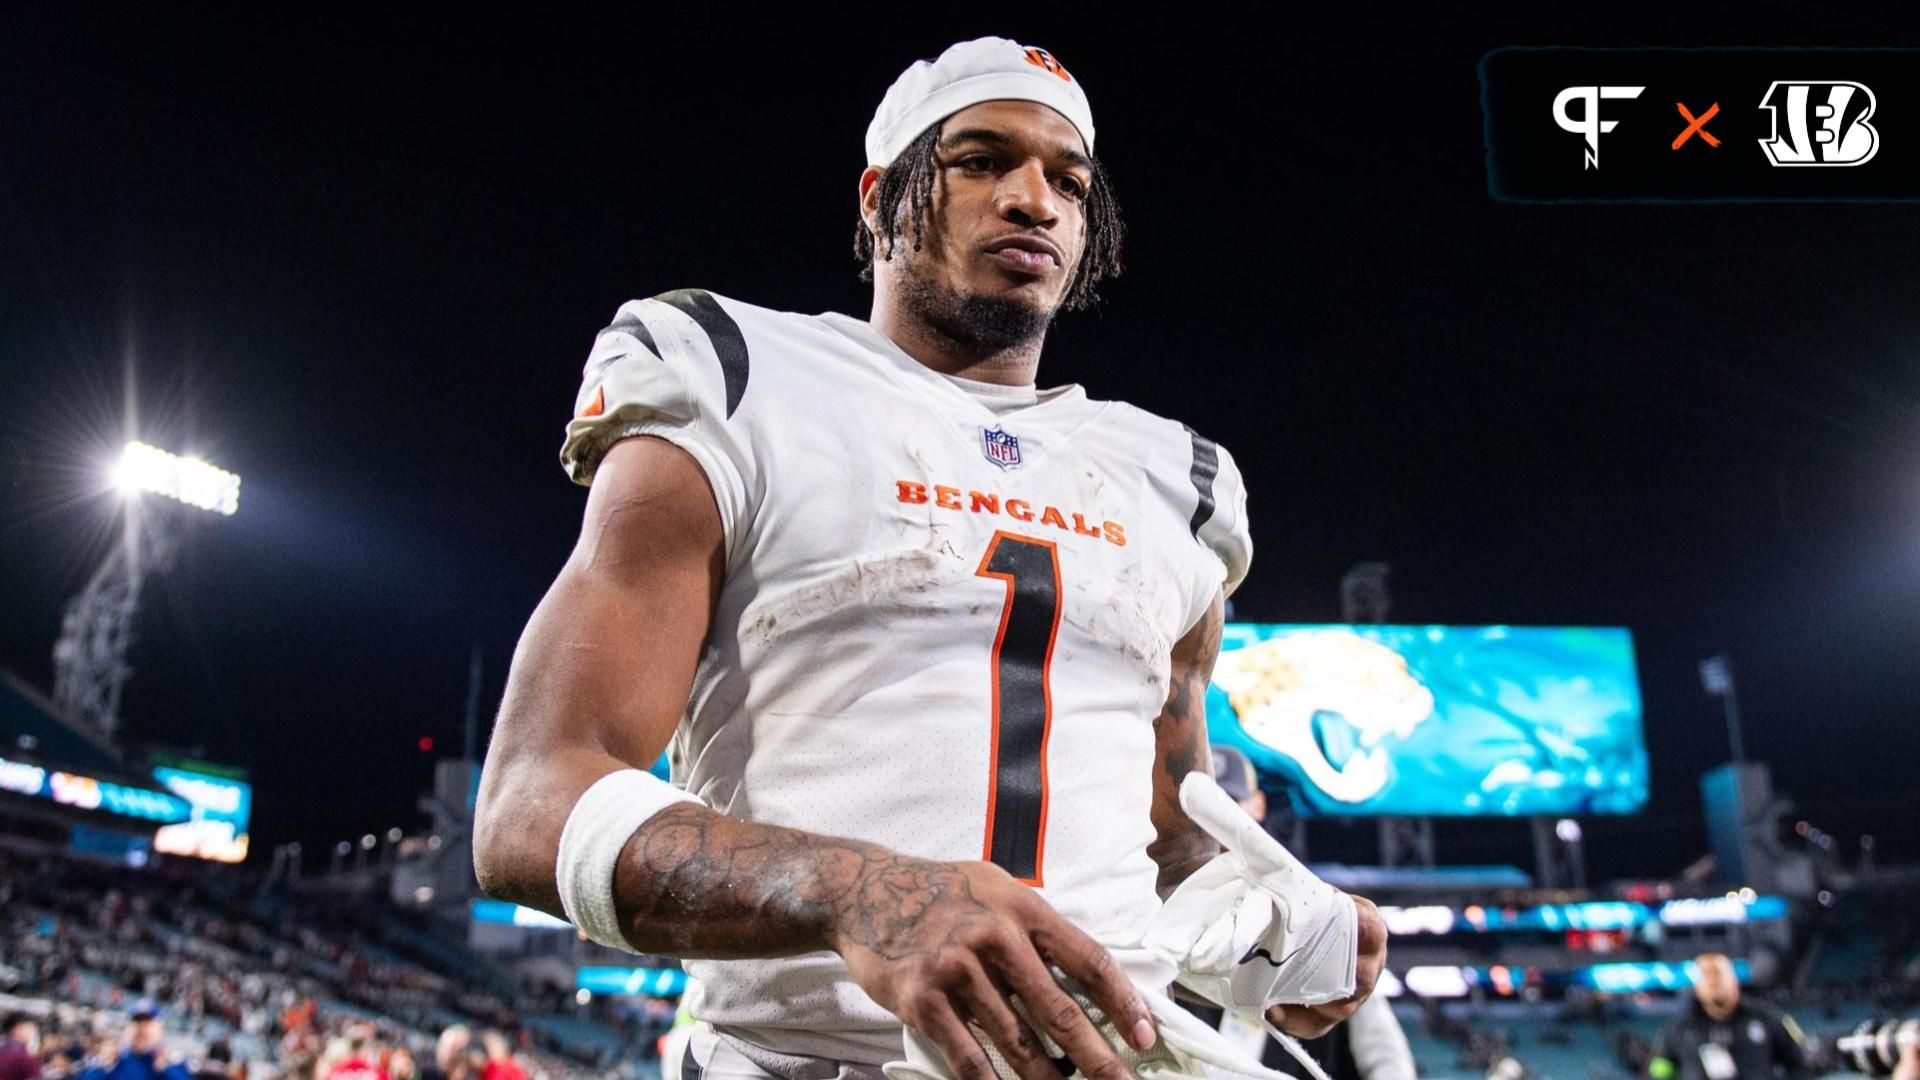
[57,441,241,740]
[112,441,240,516]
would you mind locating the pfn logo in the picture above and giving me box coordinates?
[1758,81,1879,166]
[1553,85,1646,169]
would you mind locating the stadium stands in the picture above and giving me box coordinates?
[0,841,669,1080]
[3,821,1916,1080]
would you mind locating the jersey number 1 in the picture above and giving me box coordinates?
[975,531,1062,886]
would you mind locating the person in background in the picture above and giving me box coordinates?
[381,1050,414,1080]
[418,1028,466,1080]
[76,1005,191,1080]
[0,1014,41,1080]
[1212,746,1268,824]
[475,1034,521,1080]
[188,1041,231,1080]
[319,1027,385,1080]
[37,1031,83,1080]
[1648,953,1808,1080]
[1188,747,1418,1080]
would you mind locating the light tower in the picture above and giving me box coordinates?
[52,441,240,741]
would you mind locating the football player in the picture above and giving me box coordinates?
[473,36,1386,1080]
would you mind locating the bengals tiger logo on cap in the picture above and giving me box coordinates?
[1023,47,1073,83]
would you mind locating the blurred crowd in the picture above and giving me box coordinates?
[0,1008,547,1080]
[0,846,669,1080]
[3,829,1913,1080]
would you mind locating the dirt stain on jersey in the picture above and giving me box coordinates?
[1078,467,1106,503]
[741,546,952,645]
[1060,558,1171,676]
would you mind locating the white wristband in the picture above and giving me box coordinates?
[556,767,703,953]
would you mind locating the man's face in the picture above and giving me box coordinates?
[864,99,1092,350]
[9,1023,37,1053]
[1694,954,1740,1019]
[129,1018,164,1053]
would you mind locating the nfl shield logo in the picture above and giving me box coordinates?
[981,426,1022,470]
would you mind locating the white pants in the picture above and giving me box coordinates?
[681,1023,889,1080]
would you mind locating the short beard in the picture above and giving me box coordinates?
[894,250,1055,353]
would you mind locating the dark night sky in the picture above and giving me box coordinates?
[4,10,1918,880]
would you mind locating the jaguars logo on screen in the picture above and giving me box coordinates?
[1207,624,1650,817]
[1210,630,1434,805]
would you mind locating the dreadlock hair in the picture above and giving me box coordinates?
[853,120,1125,312]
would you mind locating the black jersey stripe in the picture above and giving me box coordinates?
[601,309,662,360]
[1184,424,1220,537]
[979,534,1059,883]
[653,289,750,418]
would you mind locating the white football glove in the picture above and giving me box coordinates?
[1141,771,1358,1011]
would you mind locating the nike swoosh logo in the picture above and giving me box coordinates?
[1240,943,1304,969]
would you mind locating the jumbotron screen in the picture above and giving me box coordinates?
[151,764,253,863]
[1207,624,1647,817]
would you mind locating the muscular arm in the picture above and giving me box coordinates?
[610,802,995,959]
[474,435,955,958]
[471,435,724,928]
[1145,591,1226,899]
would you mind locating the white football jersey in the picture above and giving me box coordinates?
[560,289,1252,1064]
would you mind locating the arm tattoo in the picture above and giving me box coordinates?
[1146,598,1226,899]
[612,805,994,961]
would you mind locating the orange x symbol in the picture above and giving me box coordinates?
[1672,102,1721,149]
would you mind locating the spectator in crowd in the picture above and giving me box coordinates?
[382,1049,414,1080]
[0,1013,42,1080]
[319,1026,385,1080]
[414,1022,462,1080]
[1213,745,1268,824]
[418,1028,466,1080]
[188,1041,232,1080]
[76,1004,191,1080]
[476,1034,521,1080]
[38,1029,87,1080]
[1648,954,1809,1080]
